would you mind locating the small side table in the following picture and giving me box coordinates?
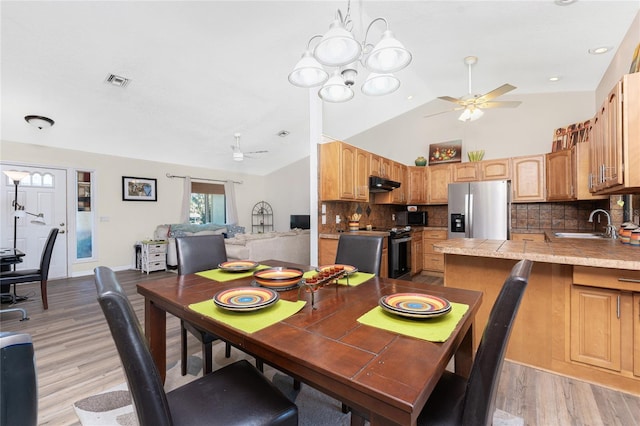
[140,240,168,274]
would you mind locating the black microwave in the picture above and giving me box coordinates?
[396,211,428,226]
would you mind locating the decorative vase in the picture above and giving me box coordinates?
[414,156,427,166]
[467,150,485,162]
[348,221,360,231]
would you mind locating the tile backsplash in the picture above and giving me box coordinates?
[317,198,630,234]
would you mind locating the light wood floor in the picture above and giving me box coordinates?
[1,270,638,426]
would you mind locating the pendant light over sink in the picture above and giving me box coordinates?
[288,0,412,103]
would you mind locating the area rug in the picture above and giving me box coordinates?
[73,342,523,426]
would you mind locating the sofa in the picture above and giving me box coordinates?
[154,224,310,267]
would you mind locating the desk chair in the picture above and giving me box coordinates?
[0,332,37,426]
[0,228,58,310]
[175,235,231,375]
[94,267,298,426]
[335,234,384,276]
[417,259,533,426]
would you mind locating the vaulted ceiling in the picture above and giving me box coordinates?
[2,1,638,175]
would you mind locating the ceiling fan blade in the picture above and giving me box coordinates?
[476,84,517,102]
[244,150,269,155]
[423,106,465,118]
[478,101,522,109]
[437,96,463,104]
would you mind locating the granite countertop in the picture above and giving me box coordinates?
[433,237,640,271]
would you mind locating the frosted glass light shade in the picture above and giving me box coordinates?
[314,19,362,67]
[288,51,329,88]
[361,73,400,96]
[3,170,30,183]
[364,30,412,73]
[458,108,484,122]
[318,73,354,103]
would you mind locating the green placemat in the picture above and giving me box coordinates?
[196,264,270,282]
[302,270,375,286]
[357,302,469,342]
[188,299,307,334]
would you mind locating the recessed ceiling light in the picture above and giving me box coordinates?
[277,130,290,137]
[407,95,414,100]
[549,76,561,82]
[554,0,577,6]
[588,46,612,55]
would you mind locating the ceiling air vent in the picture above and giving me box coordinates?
[105,74,131,88]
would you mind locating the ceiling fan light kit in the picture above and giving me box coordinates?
[288,1,411,103]
[425,56,521,121]
[24,115,54,129]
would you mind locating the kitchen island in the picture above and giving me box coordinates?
[433,236,640,395]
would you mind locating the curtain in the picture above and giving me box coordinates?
[180,176,191,223]
[224,180,238,225]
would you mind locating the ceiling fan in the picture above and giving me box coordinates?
[425,56,521,121]
[231,133,268,162]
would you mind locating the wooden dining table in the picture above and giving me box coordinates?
[137,260,482,426]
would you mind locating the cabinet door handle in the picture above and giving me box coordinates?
[618,278,640,283]
[617,295,620,319]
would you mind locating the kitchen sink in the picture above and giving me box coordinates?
[553,232,607,239]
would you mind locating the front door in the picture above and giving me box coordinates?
[1,164,68,279]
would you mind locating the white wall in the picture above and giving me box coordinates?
[346,91,595,163]
[597,11,639,104]
[0,140,309,274]
[263,156,311,232]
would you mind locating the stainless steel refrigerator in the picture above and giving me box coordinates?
[448,180,511,239]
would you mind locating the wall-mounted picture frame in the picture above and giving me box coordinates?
[122,176,157,201]
[428,140,462,165]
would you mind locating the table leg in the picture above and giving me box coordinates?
[144,298,167,382]
[454,322,474,378]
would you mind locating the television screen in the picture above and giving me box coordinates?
[290,214,310,230]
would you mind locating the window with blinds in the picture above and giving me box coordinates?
[190,182,226,224]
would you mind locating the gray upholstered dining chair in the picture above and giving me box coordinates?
[0,228,59,310]
[175,234,231,375]
[417,259,533,426]
[335,234,385,276]
[93,266,298,426]
[0,331,38,426]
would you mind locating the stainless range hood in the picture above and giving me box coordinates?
[369,176,401,192]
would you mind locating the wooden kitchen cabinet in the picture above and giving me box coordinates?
[319,141,369,202]
[422,229,447,273]
[590,72,640,194]
[370,153,391,179]
[570,285,622,371]
[452,162,479,182]
[546,148,575,201]
[426,164,452,204]
[411,229,423,276]
[374,161,406,204]
[480,158,510,180]
[406,167,427,204]
[511,154,546,202]
[547,144,607,201]
[571,266,640,375]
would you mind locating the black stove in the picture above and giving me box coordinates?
[387,227,412,280]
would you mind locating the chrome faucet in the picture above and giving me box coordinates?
[588,209,617,239]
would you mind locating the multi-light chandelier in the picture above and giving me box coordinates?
[288,1,412,103]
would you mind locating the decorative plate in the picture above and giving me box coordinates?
[218,260,259,272]
[315,264,358,275]
[253,267,304,289]
[379,293,452,318]
[213,287,279,311]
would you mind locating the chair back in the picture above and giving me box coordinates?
[0,332,37,426]
[335,234,385,276]
[460,259,533,425]
[39,228,59,279]
[94,266,172,426]
[175,234,228,276]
